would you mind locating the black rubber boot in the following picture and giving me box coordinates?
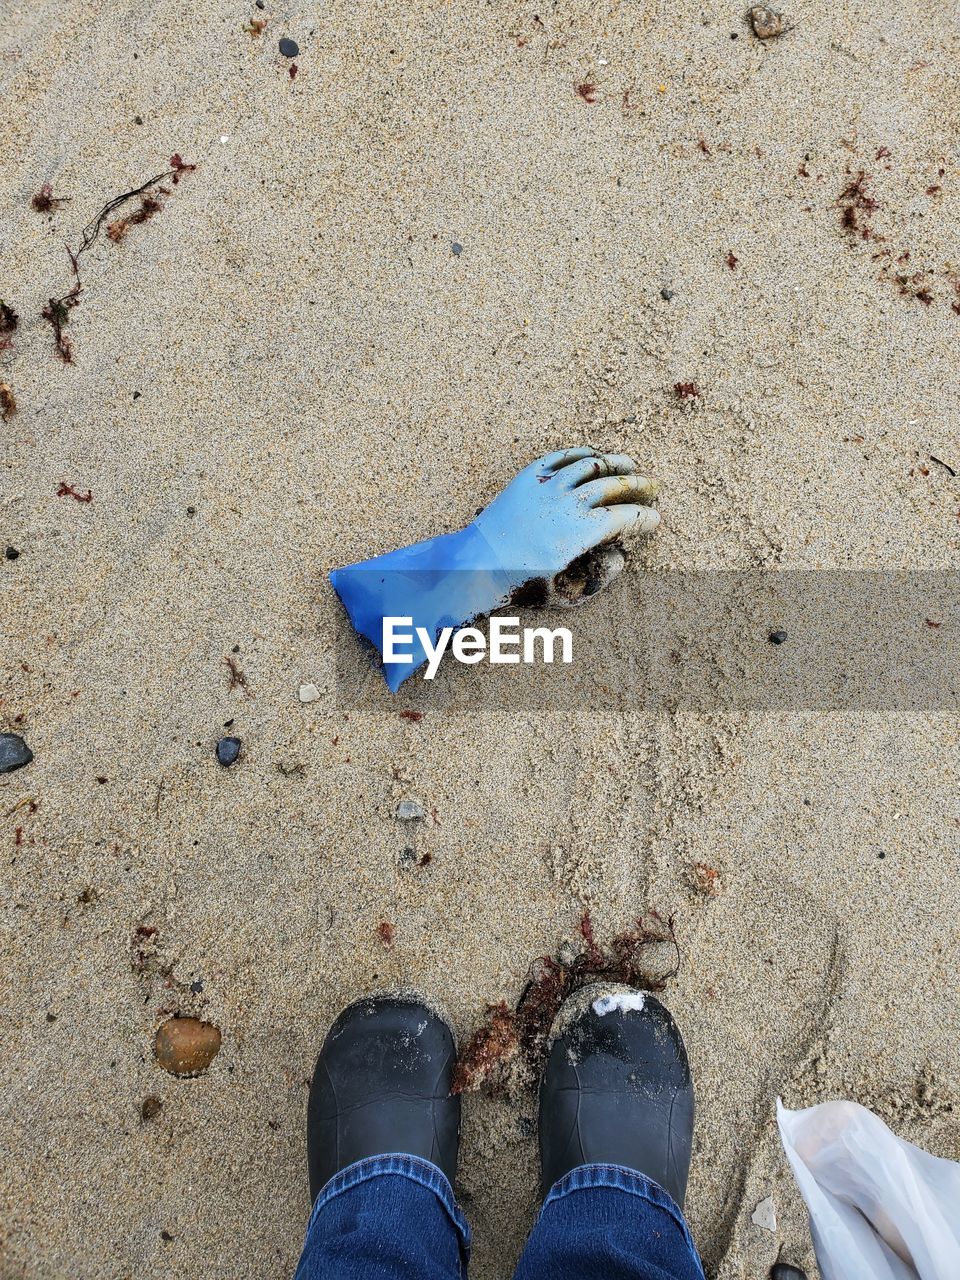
[306,994,461,1202]
[538,984,695,1206]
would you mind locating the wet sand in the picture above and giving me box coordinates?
[1,1,959,1276]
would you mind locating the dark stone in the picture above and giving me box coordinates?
[186,506,196,515]
[0,733,32,773]
[770,1266,807,1280]
[190,979,204,993]
[451,242,463,256]
[660,287,674,300]
[768,629,788,645]
[5,546,20,560]
[216,736,242,766]
[255,0,265,6]
[278,37,299,56]
[132,391,141,400]
[134,115,144,125]
[141,1095,163,1121]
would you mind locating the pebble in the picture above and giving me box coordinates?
[396,799,426,821]
[660,287,674,301]
[278,37,299,57]
[141,1095,163,1121]
[768,629,788,645]
[298,682,322,703]
[216,736,242,766]
[5,546,19,560]
[154,1017,222,1076]
[749,5,787,38]
[451,242,463,256]
[0,733,33,774]
[751,1195,777,1232]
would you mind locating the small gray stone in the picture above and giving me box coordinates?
[751,1195,777,1232]
[660,287,674,301]
[396,799,426,822]
[768,629,788,645]
[451,242,463,256]
[216,737,242,767]
[0,733,32,774]
[279,37,299,57]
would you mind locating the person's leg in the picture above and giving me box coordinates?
[514,985,704,1280]
[514,1168,703,1280]
[293,995,470,1280]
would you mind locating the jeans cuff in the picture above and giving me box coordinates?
[307,1153,471,1253]
[542,1164,702,1267]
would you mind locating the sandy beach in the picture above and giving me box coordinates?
[1,0,958,1276]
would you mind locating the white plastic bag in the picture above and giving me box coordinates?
[777,1098,960,1280]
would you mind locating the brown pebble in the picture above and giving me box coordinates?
[141,1095,163,1120]
[154,1017,222,1076]
[749,5,787,38]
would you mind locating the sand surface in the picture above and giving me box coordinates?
[1,1,959,1276]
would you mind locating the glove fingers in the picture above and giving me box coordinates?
[532,447,597,475]
[579,474,658,507]
[598,503,661,538]
[555,454,638,489]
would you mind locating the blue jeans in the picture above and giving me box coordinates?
[294,1154,705,1280]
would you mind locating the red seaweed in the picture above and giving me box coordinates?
[31,183,71,213]
[837,170,880,241]
[452,912,679,1094]
[41,247,83,362]
[56,482,93,503]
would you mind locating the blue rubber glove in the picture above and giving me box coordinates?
[330,447,660,690]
